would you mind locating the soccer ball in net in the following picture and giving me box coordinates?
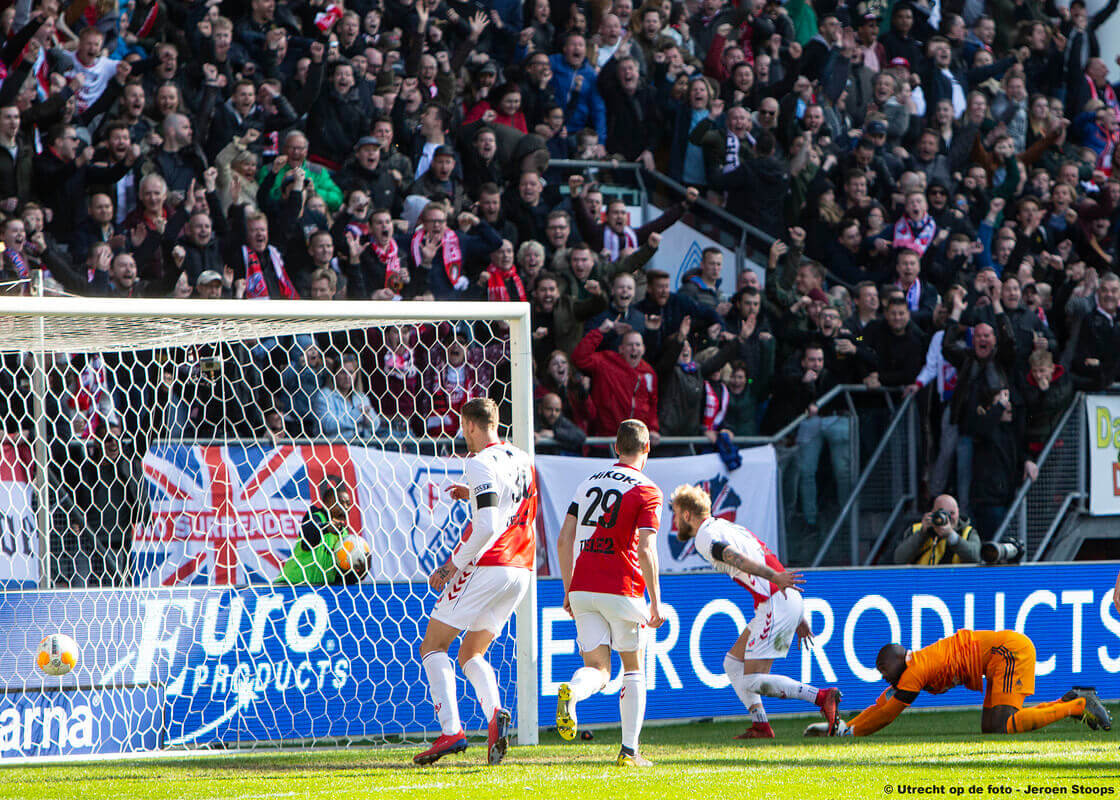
[335,534,372,580]
[37,633,80,677]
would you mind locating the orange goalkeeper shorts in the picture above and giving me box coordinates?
[982,631,1036,709]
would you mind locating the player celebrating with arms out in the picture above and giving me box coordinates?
[810,630,1111,736]
[414,398,537,767]
[556,419,664,767]
[671,484,842,739]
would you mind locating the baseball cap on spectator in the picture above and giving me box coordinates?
[888,57,910,70]
[861,12,880,23]
[433,145,456,160]
[867,120,888,136]
[808,288,829,304]
[355,136,380,150]
[196,270,223,286]
[477,62,499,76]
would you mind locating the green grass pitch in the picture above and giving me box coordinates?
[2,708,1116,800]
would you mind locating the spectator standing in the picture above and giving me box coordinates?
[572,322,660,440]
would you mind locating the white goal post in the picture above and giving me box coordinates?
[0,296,537,760]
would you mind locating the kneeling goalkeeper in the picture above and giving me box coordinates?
[815,630,1110,736]
[277,476,365,585]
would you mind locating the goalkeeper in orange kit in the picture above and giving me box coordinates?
[807,630,1111,736]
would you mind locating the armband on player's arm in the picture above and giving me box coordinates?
[847,688,916,736]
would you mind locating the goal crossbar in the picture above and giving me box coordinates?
[0,297,539,757]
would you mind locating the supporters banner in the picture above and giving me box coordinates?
[134,443,479,585]
[135,444,778,587]
[1085,395,1120,515]
[0,438,37,587]
[534,447,780,577]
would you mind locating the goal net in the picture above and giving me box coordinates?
[0,297,536,761]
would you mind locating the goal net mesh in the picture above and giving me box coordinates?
[0,300,529,759]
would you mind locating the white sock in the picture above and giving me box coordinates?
[739,672,820,704]
[422,651,461,736]
[568,665,607,704]
[462,654,500,722]
[723,654,762,714]
[750,705,769,723]
[620,670,645,752]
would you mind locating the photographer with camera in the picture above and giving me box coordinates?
[893,494,980,565]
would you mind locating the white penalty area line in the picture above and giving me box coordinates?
[189,794,297,800]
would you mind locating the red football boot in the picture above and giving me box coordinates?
[733,722,775,739]
[487,709,512,765]
[413,731,469,765]
[817,687,843,735]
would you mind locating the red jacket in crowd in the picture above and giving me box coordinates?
[572,329,659,437]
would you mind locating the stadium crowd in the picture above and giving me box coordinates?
[0,0,1119,581]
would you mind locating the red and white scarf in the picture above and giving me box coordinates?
[243,245,297,299]
[371,237,404,286]
[411,227,463,285]
[602,225,638,261]
[703,380,729,431]
[485,264,527,302]
[1087,74,1120,115]
[69,355,110,439]
[893,215,936,256]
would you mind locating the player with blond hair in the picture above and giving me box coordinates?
[671,483,842,738]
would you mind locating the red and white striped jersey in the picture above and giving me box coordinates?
[693,516,784,607]
[451,441,536,570]
[568,463,663,598]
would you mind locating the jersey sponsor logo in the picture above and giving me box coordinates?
[579,536,616,555]
[667,475,741,563]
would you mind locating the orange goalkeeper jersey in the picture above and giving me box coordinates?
[849,630,1028,735]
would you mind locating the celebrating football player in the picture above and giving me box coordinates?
[671,484,842,739]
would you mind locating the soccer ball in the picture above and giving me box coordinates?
[37,633,79,677]
[335,534,371,579]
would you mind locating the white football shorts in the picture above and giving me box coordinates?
[431,565,530,635]
[568,590,649,653]
[741,589,804,660]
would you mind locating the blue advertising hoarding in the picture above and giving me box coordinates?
[0,563,1117,758]
[538,563,1120,724]
[0,585,516,758]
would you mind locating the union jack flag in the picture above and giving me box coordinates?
[133,443,360,586]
